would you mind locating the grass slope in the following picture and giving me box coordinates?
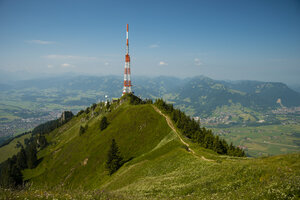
[0,132,31,163]
[1,100,299,199]
[23,102,172,190]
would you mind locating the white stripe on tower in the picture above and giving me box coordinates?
[126,24,129,54]
[127,24,132,92]
[123,24,132,95]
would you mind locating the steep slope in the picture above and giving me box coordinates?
[0,132,31,163]
[23,102,173,189]
[5,99,296,199]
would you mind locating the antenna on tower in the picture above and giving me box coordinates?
[122,24,132,95]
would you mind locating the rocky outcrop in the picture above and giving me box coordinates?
[60,111,74,124]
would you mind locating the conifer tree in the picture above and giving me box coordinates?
[0,157,23,187]
[79,125,85,136]
[106,139,123,175]
[26,143,37,169]
[16,147,27,169]
[38,135,48,149]
[100,116,108,131]
[91,103,97,110]
[10,164,23,186]
[106,102,110,109]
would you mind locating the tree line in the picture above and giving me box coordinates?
[0,134,48,188]
[154,98,245,157]
[0,111,73,188]
[32,111,73,136]
[119,94,244,156]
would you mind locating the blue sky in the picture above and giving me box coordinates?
[0,0,299,84]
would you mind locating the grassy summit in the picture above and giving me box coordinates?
[22,99,171,188]
[0,95,299,199]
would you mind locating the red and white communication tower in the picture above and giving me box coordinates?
[122,24,132,95]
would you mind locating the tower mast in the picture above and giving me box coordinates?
[123,24,132,95]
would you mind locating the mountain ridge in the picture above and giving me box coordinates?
[0,95,299,199]
[1,75,299,141]
[2,75,299,111]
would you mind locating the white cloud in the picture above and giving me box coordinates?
[149,44,159,48]
[104,62,109,66]
[44,54,97,60]
[47,64,54,68]
[61,63,73,68]
[159,61,168,66]
[26,40,54,45]
[194,58,203,66]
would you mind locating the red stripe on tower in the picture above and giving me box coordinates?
[125,54,130,62]
[122,24,132,95]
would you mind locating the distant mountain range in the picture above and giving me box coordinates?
[1,75,299,157]
[1,75,300,118]
[167,76,300,116]
[290,84,300,94]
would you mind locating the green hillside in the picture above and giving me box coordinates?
[0,132,31,163]
[1,97,299,199]
[23,101,173,189]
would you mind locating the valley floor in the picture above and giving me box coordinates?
[212,124,300,157]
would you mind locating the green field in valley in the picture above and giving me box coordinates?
[213,124,300,157]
